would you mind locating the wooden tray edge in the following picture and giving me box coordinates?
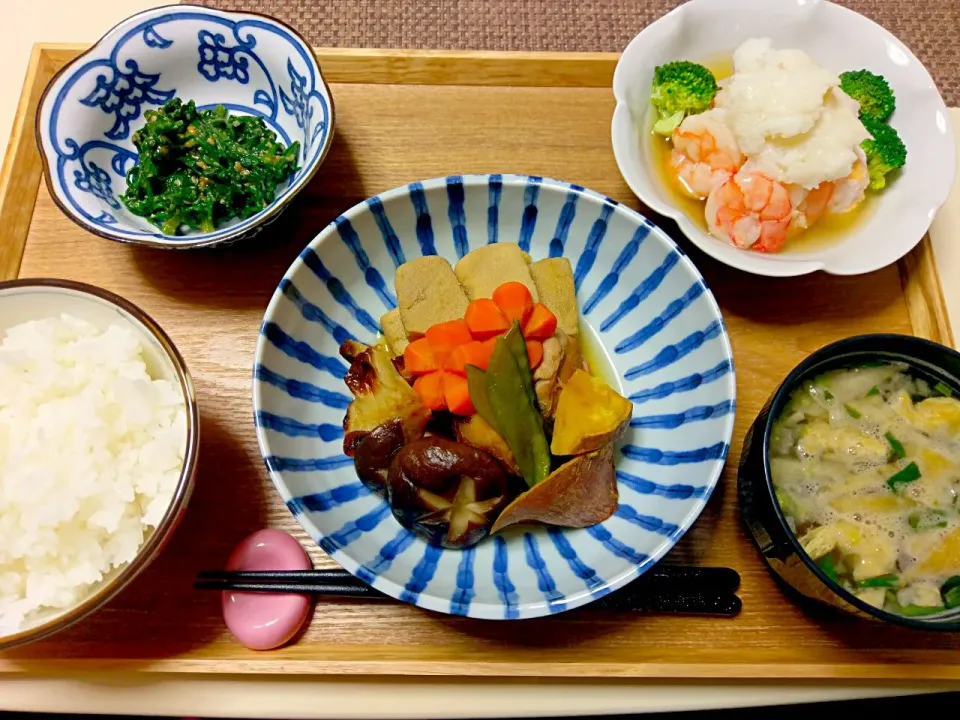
[0,44,956,680]
[4,658,960,681]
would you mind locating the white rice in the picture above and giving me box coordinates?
[0,314,187,632]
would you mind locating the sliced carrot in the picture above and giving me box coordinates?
[493,282,534,326]
[465,298,510,340]
[403,338,439,375]
[443,372,476,416]
[446,339,496,376]
[525,340,544,370]
[413,371,446,411]
[523,303,558,341]
[425,319,473,353]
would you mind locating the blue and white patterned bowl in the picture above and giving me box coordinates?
[35,4,334,249]
[253,175,737,619]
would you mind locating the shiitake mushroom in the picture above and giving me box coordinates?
[351,419,406,496]
[387,437,512,548]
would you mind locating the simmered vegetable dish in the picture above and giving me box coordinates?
[771,362,960,617]
[339,245,634,549]
[120,98,300,235]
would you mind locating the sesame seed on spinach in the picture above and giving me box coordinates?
[120,98,300,236]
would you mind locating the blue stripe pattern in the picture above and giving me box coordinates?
[355,528,417,584]
[614,281,704,353]
[446,176,468,258]
[450,546,477,615]
[547,527,605,591]
[279,279,356,346]
[630,400,734,429]
[493,536,520,618]
[262,322,348,378]
[400,544,443,604]
[254,174,735,620]
[335,216,396,309]
[624,320,723,380]
[318,503,391,554]
[286,481,371,515]
[573,202,614,290]
[549,189,578,257]
[409,181,437,255]
[255,365,351,409]
[621,442,728,465]
[601,250,680,332]
[523,533,565,612]
[615,504,680,537]
[586,524,649,565]
[581,223,649,315]
[487,174,502,244]
[518,176,541,252]
[616,471,708,500]
[300,248,380,333]
[256,410,343,441]
[368,197,406,267]
[628,360,732,404]
[265,454,355,473]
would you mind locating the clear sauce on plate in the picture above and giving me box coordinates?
[645,56,874,255]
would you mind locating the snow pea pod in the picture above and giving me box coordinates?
[485,333,551,487]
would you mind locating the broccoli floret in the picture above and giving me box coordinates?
[840,70,895,123]
[861,118,907,191]
[650,61,717,135]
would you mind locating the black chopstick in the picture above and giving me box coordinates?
[196,565,739,591]
[195,564,741,616]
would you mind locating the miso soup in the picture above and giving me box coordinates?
[770,362,960,617]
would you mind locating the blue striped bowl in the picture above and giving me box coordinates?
[253,174,736,619]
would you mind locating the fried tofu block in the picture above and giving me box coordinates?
[395,256,470,339]
[530,257,579,336]
[454,244,539,301]
[380,309,409,356]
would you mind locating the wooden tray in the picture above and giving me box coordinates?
[1,44,957,680]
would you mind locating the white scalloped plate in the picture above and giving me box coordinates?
[611,0,956,277]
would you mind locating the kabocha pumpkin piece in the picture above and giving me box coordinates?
[387,437,512,548]
[491,443,619,533]
[342,341,431,454]
[454,244,540,301]
[529,257,579,337]
[454,414,521,475]
[380,309,409,355]
[551,369,633,456]
[395,256,470,338]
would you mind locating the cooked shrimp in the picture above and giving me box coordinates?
[827,146,869,214]
[789,146,869,231]
[791,182,834,231]
[705,171,793,252]
[670,110,743,199]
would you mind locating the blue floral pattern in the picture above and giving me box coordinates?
[73,161,120,210]
[79,58,175,141]
[197,29,253,83]
[280,59,312,132]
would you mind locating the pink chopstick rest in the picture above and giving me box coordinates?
[221,529,312,651]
